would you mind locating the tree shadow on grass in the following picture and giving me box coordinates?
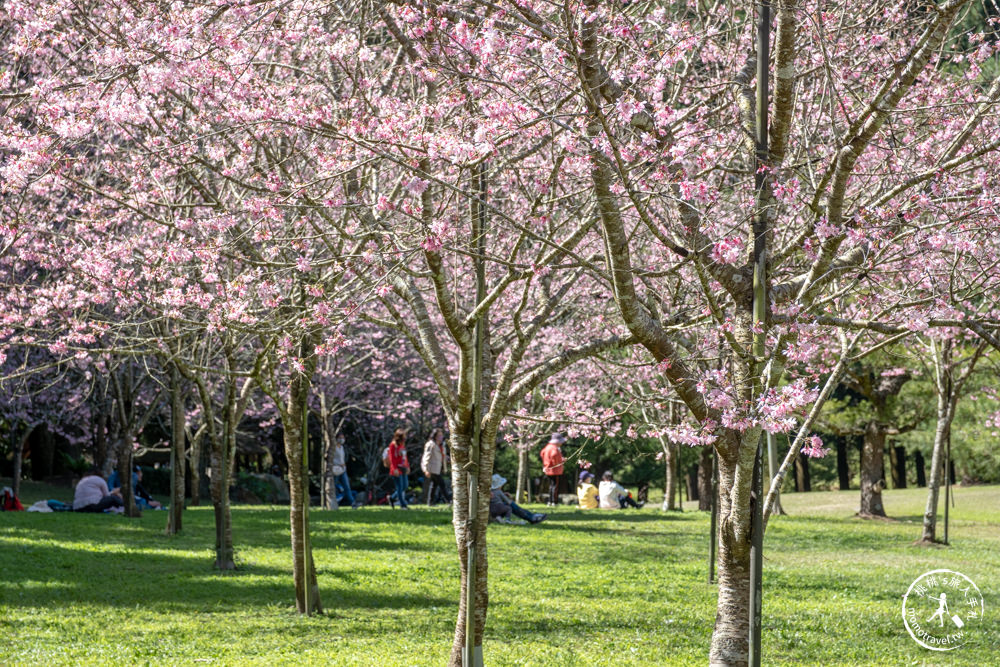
[543,511,692,523]
[314,534,446,553]
[0,536,453,614]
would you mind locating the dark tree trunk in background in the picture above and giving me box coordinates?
[167,365,185,534]
[847,369,911,518]
[914,451,926,487]
[686,465,699,502]
[836,438,850,490]
[12,426,33,499]
[893,446,907,489]
[794,452,811,492]
[319,393,337,510]
[948,460,956,485]
[34,428,56,480]
[697,447,713,511]
[117,446,140,517]
[859,420,887,517]
[95,411,108,471]
[189,440,201,506]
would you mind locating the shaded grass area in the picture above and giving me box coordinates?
[1,479,998,665]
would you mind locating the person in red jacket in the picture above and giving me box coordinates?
[388,428,411,509]
[540,432,567,507]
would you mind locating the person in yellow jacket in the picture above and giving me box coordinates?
[577,471,599,509]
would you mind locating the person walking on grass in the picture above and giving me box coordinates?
[421,427,450,506]
[598,470,644,510]
[540,432,566,507]
[388,428,411,509]
[332,433,358,508]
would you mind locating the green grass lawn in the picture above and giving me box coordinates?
[1,479,998,665]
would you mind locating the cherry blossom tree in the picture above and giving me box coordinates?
[6,1,1000,665]
[460,0,1000,662]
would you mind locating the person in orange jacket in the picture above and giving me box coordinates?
[540,432,566,507]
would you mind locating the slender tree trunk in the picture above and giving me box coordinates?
[95,410,108,471]
[686,465,700,503]
[661,438,677,511]
[167,366,185,534]
[189,434,202,506]
[859,421,887,517]
[920,392,953,543]
[283,375,321,613]
[12,425,32,499]
[794,452,811,492]
[515,446,528,505]
[35,428,55,479]
[836,437,851,490]
[893,446,907,489]
[765,431,784,516]
[319,394,337,510]
[698,447,713,511]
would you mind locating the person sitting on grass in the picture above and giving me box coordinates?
[134,467,162,510]
[109,465,162,510]
[73,466,124,513]
[578,470,599,509]
[489,474,546,524]
[598,470,644,510]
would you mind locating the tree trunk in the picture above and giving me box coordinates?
[709,431,755,666]
[167,366,185,534]
[920,410,950,543]
[794,452,811,492]
[914,450,926,487]
[189,434,203,506]
[95,410,108,471]
[859,421,887,517]
[117,444,140,517]
[515,446,528,505]
[686,465,700,503]
[836,437,850,490]
[447,425,495,666]
[35,428,56,480]
[283,375,321,614]
[210,434,235,570]
[319,395,337,510]
[765,431,784,516]
[12,425,33,499]
[893,446,907,489]
[698,447,713,511]
[661,439,676,511]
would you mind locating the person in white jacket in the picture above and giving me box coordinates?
[598,470,644,509]
[421,428,450,505]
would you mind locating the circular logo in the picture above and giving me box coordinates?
[902,569,984,651]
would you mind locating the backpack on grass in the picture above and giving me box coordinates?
[1,486,24,511]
